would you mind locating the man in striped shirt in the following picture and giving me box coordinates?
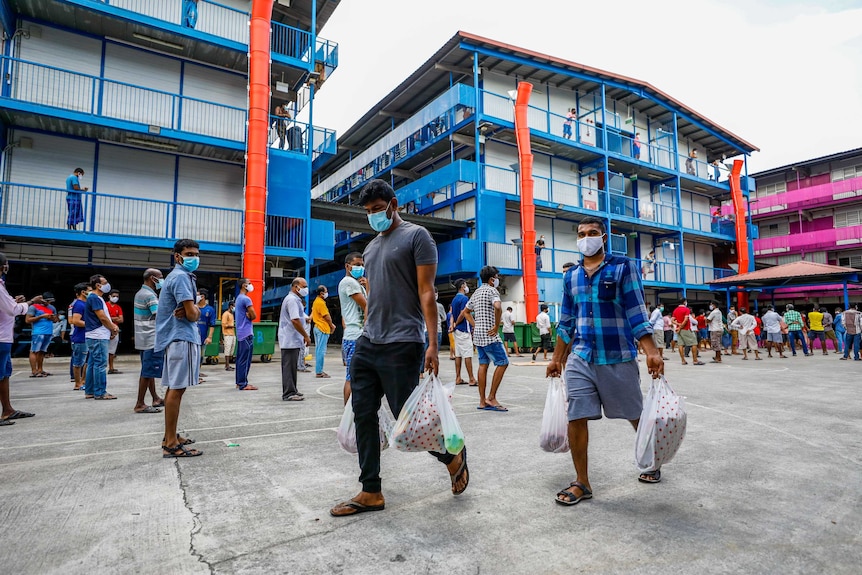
[547,216,664,506]
[133,268,164,414]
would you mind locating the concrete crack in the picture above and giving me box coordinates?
[174,459,215,575]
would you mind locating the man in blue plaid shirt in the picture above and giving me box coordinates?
[547,216,664,506]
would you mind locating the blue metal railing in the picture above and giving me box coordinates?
[268,115,336,161]
[2,56,246,142]
[0,182,243,245]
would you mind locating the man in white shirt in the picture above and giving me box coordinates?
[501,306,521,356]
[649,303,668,359]
[706,301,725,363]
[730,307,761,360]
[532,304,552,362]
[761,305,786,358]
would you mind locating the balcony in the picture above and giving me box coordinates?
[269,115,337,162]
[751,175,862,217]
[2,56,246,145]
[0,182,307,251]
[753,224,862,256]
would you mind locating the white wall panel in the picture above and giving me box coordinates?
[174,157,243,245]
[181,63,247,141]
[102,44,181,128]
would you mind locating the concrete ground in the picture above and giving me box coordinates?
[1,346,861,575]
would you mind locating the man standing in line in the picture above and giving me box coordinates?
[330,180,468,517]
[807,306,828,355]
[834,307,846,354]
[783,304,810,357]
[69,283,89,390]
[649,303,667,360]
[65,167,87,230]
[221,302,236,371]
[196,288,216,372]
[726,305,739,355]
[234,279,259,391]
[84,274,119,400]
[133,268,165,414]
[105,289,123,374]
[501,306,521,356]
[311,285,336,379]
[0,253,41,425]
[462,266,508,412]
[533,304,553,362]
[338,252,367,403]
[839,303,861,361]
[672,299,703,365]
[761,305,786,358]
[730,307,761,360]
[822,308,841,354]
[26,291,57,377]
[706,301,726,363]
[546,217,664,506]
[278,277,309,402]
[450,279,476,385]
[155,239,203,457]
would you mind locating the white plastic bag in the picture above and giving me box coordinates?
[635,376,687,473]
[391,373,464,455]
[336,396,394,454]
[539,377,570,453]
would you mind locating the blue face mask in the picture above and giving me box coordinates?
[154,279,164,291]
[350,265,365,279]
[367,205,393,232]
[181,256,199,273]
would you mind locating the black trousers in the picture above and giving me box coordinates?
[350,336,455,493]
[280,348,300,399]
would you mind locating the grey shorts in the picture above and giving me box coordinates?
[766,331,783,343]
[564,355,643,421]
[162,341,200,390]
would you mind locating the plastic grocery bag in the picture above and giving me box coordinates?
[391,373,464,455]
[635,376,687,473]
[539,377,570,453]
[336,395,394,454]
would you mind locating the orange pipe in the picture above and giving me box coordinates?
[514,82,538,323]
[243,0,274,318]
[729,159,749,309]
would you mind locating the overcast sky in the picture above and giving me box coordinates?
[312,0,862,173]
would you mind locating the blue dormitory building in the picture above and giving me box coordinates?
[310,31,760,321]
[0,0,339,323]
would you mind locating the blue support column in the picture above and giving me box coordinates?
[844,281,849,309]
[671,113,679,172]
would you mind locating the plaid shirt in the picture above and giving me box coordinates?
[557,255,652,365]
[466,284,502,347]
[783,309,803,331]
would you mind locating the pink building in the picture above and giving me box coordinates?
[751,148,862,304]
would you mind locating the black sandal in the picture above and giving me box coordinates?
[638,469,662,484]
[162,435,195,445]
[162,444,203,458]
[449,447,469,495]
[556,481,593,506]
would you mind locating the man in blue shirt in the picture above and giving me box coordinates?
[65,168,87,230]
[26,292,57,377]
[547,216,664,506]
[234,279,259,391]
[84,275,119,399]
[154,239,203,457]
[196,288,216,376]
[69,283,89,390]
[449,279,476,386]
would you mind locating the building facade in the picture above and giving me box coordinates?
[750,148,862,304]
[0,0,339,316]
[311,32,758,320]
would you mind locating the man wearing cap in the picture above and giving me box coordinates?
[26,291,58,377]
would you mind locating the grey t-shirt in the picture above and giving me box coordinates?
[362,221,437,344]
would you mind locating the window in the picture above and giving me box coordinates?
[755,181,786,198]
[831,165,862,182]
[834,207,862,228]
[758,220,790,238]
[838,254,862,269]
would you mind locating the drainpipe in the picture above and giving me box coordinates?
[513,82,538,323]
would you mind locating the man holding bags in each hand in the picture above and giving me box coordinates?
[546,216,664,506]
[330,180,469,517]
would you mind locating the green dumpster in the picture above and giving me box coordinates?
[252,321,278,363]
[202,322,223,364]
[514,322,530,351]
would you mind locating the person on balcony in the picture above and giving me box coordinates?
[633,132,642,159]
[274,102,291,150]
[535,235,545,271]
[685,150,697,175]
[563,108,575,139]
[65,168,87,230]
[641,250,656,280]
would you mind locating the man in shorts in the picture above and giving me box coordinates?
[547,217,664,506]
[449,279,476,385]
[706,301,726,362]
[154,239,203,458]
[501,306,521,356]
[338,252,367,403]
[533,304,552,361]
[730,307,761,360]
[761,305,786,358]
[462,265,509,411]
[133,268,165,413]
[69,283,90,390]
[26,291,57,377]
[221,302,236,371]
[672,299,703,365]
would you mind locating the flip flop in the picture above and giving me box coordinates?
[449,447,469,495]
[3,410,35,420]
[152,400,165,408]
[29,373,47,378]
[329,500,385,517]
[556,481,593,506]
[638,469,662,484]
[40,372,53,376]
[484,405,508,412]
[135,406,162,414]
[0,419,14,426]
[162,444,203,458]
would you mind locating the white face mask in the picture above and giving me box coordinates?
[577,236,605,257]
[100,283,111,294]
[298,287,309,297]
[490,278,500,288]
[109,296,119,303]
[245,284,254,293]
[463,285,470,294]
[196,295,203,303]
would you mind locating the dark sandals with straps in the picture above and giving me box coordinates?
[556,481,593,506]
[162,444,203,458]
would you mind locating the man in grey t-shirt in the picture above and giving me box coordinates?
[331,180,469,518]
